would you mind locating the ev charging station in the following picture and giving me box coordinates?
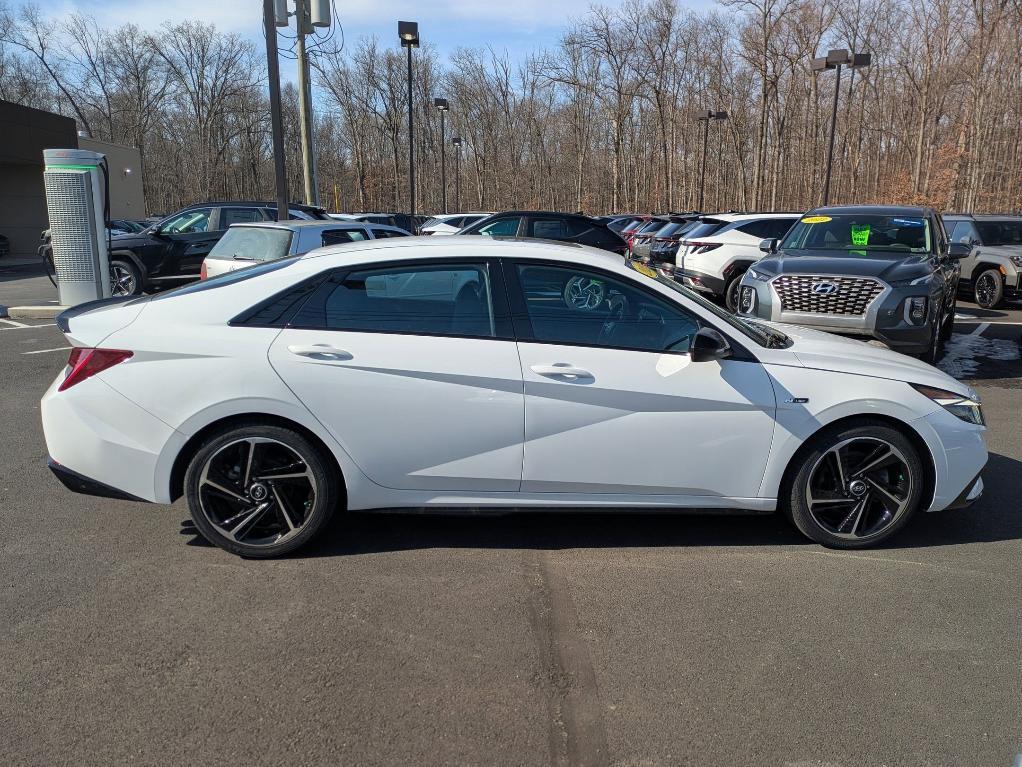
[42,148,111,307]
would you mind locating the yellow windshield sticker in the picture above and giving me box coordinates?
[850,224,871,246]
[801,215,832,224]
[630,262,658,279]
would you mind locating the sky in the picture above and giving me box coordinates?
[51,0,621,79]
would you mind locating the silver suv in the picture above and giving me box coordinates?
[943,214,1022,308]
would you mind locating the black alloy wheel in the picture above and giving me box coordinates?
[973,269,1003,310]
[185,423,340,557]
[725,275,742,313]
[786,422,923,548]
[110,260,142,297]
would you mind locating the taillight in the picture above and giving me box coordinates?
[59,348,133,392]
[200,261,208,280]
[688,242,722,254]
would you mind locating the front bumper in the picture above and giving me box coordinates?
[738,275,938,354]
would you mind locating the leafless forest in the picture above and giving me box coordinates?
[1,0,1019,216]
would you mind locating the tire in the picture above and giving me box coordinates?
[184,422,341,558]
[784,420,924,549]
[917,316,944,365]
[110,258,143,297]
[973,268,1003,309]
[939,295,956,342]
[724,274,743,313]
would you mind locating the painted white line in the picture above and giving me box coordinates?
[973,322,990,336]
[22,346,70,355]
[0,318,28,328]
[954,320,1022,326]
[0,322,57,331]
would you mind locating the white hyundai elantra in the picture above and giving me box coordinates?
[42,237,987,557]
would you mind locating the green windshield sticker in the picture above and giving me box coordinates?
[850,224,871,246]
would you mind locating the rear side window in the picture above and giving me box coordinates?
[221,208,265,227]
[321,229,367,246]
[291,263,505,338]
[682,219,727,240]
[477,217,522,237]
[530,217,570,239]
[974,220,1022,246]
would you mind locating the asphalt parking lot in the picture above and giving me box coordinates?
[2,261,1021,766]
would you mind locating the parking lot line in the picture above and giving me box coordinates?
[0,322,56,331]
[0,317,28,328]
[22,346,70,355]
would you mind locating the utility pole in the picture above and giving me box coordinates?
[264,0,289,220]
[434,98,449,213]
[399,22,419,226]
[693,110,727,212]
[295,0,317,205]
[813,49,871,206]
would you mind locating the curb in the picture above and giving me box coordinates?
[6,305,65,319]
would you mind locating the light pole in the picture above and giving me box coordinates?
[452,136,462,212]
[263,0,289,219]
[434,97,449,213]
[812,49,871,205]
[399,21,419,226]
[693,110,728,211]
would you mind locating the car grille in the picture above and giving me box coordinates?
[773,274,884,315]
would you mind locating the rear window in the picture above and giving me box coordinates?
[681,219,727,240]
[636,219,667,235]
[207,227,292,262]
[153,257,301,300]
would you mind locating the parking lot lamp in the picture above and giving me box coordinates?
[434,98,449,214]
[452,136,462,211]
[399,21,420,224]
[813,49,871,205]
[694,110,728,211]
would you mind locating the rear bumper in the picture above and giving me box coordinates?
[48,458,149,502]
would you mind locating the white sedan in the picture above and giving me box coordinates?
[42,237,987,557]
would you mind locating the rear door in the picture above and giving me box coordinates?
[268,258,525,491]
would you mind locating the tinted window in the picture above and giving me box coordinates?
[221,207,264,227]
[293,263,499,337]
[160,208,213,234]
[530,217,570,239]
[974,220,1022,246]
[207,227,292,262]
[608,217,637,232]
[477,217,522,237]
[636,219,667,235]
[371,229,406,239]
[768,218,798,239]
[321,229,368,246]
[461,215,486,228]
[514,264,700,353]
[736,220,773,238]
[681,220,727,240]
[949,221,980,245]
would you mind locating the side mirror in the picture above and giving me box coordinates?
[690,327,732,363]
[759,238,778,254]
[947,242,971,259]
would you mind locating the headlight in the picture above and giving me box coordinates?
[910,383,985,426]
[746,267,771,282]
[1009,256,1022,268]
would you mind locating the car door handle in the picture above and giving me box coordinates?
[287,344,353,360]
[530,363,593,379]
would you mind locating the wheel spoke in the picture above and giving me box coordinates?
[848,444,895,477]
[827,447,846,488]
[243,440,258,486]
[202,479,249,504]
[227,501,272,541]
[272,484,298,531]
[836,497,868,536]
[864,477,905,513]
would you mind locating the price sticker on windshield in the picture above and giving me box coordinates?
[850,224,871,246]
[801,215,832,224]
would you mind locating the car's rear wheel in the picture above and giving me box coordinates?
[184,423,340,558]
[784,421,924,548]
[724,274,743,313]
[110,259,142,296]
[973,268,1003,309]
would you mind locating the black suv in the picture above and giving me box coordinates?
[737,205,969,362]
[106,201,329,295]
[458,211,628,256]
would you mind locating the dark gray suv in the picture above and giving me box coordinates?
[737,205,969,362]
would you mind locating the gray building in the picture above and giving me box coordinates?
[0,100,146,258]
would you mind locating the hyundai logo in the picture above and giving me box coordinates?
[812,281,839,295]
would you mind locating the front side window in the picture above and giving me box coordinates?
[160,208,213,234]
[206,226,292,262]
[782,214,933,254]
[292,263,500,338]
[514,264,700,353]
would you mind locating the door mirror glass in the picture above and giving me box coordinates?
[759,238,778,254]
[947,242,971,259]
[689,327,732,362]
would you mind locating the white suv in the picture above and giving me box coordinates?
[676,213,801,311]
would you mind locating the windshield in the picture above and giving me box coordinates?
[782,213,933,255]
[207,227,293,262]
[975,220,1022,246]
[625,259,786,348]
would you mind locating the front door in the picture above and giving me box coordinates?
[506,260,777,498]
[268,259,524,491]
[155,207,219,278]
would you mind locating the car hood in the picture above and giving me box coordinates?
[763,322,974,397]
[758,250,933,281]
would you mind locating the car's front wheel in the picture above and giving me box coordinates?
[784,421,924,548]
[184,422,341,558]
[973,268,1003,309]
[724,274,743,313]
